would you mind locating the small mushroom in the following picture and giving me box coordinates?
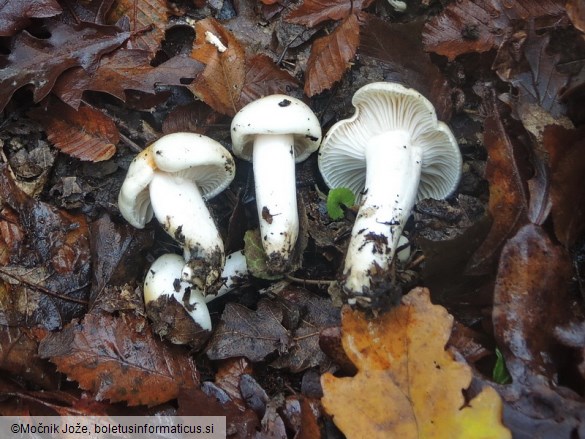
[318,82,461,303]
[118,133,235,291]
[230,95,322,273]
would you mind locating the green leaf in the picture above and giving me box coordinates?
[243,229,283,280]
[492,348,511,384]
[327,187,356,220]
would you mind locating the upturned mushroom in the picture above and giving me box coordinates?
[230,95,322,273]
[118,133,235,291]
[318,82,461,304]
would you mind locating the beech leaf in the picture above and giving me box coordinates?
[304,14,360,97]
[321,288,511,439]
[285,0,372,27]
[38,312,199,406]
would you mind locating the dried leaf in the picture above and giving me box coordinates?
[0,20,130,112]
[567,0,585,32]
[0,0,62,36]
[190,18,246,116]
[30,100,119,162]
[422,0,566,60]
[38,312,199,406]
[321,288,510,438]
[304,14,360,97]
[466,94,529,274]
[206,300,289,362]
[0,207,25,266]
[285,0,371,27]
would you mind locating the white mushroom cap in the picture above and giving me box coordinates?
[118,148,156,229]
[144,253,212,331]
[318,82,461,204]
[230,94,322,162]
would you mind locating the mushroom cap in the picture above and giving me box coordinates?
[318,82,462,203]
[230,95,322,163]
[118,133,235,228]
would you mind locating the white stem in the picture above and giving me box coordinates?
[149,172,225,290]
[204,250,248,303]
[252,134,298,272]
[342,130,422,295]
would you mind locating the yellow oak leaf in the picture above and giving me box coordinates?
[321,287,511,439]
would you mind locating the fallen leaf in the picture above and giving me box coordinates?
[0,0,62,36]
[0,207,25,266]
[304,13,360,97]
[190,18,246,116]
[321,288,510,438]
[422,0,566,61]
[30,100,119,162]
[58,0,115,24]
[38,311,199,406]
[567,0,585,33]
[0,20,130,112]
[206,299,289,362]
[243,229,282,280]
[285,0,371,27]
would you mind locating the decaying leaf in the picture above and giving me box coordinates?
[321,288,511,438]
[38,311,199,406]
[304,14,360,97]
[422,0,566,60]
[0,0,62,36]
[30,100,118,162]
[0,20,130,112]
[285,0,371,27]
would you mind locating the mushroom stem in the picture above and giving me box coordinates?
[252,133,298,272]
[149,172,225,291]
[342,130,422,295]
[204,250,248,303]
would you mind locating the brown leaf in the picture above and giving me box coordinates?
[304,14,360,97]
[190,18,246,116]
[106,0,170,55]
[30,100,118,162]
[285,0,371,27]
[206,300,289,362]
[53,51,204,110]
[360,15,453,121]
[0,0,62,36]
[466,93,529,274]
[162,102,219,135]
[567,0,585,33]
[38,312,199,406]
[493,224,572,382]
[543,125,585,246]
[240,54,300,107]
[0,20,130,112]
[0,207,25,266]
[422,0,566,61]
[58,0,115,24]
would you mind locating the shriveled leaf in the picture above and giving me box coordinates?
[38,312,199,406]
[422,0,566,60]
[285,0,372,27]
[466,93,529,274]
[493,224,572,382]
[0,20,130,112]
[206,300,289,362]
[304,14,359,97]
[30,100,118,162]
[190,18,246,116]
[53,51,204,109]
[240,54,300,107]
[543,125,585,246]
[321,288,510,438]
[106,0,170,55]
[0,0,62,36]
[360,15,453,121]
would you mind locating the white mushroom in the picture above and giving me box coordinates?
[230,95,322,273]
[118,133,235,292]
[318,82,461,302]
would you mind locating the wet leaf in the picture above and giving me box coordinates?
[38,311,199,406]
[0,0,62,36]
[190,18,246,116]
[0,207,25,266]
[30,100,118,162]
[326,187,355,220]
[422,0,566,60]
[206,299,289,362]
[0,20,130,112]
[243,229,283,281]
[567,0,585,33]
[467,93,529,274]
[493,224,572,382]
[304,13,360,97]
[285,0,371,27]
[321,288,510,438]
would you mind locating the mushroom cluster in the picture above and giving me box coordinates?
[319,82,461,305]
